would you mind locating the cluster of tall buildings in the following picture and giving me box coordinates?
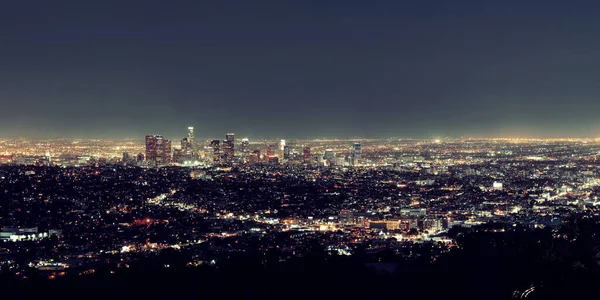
[143,127,363,167]
[145,135,172,165]
[144,127,195,166]
[209,133,234,165]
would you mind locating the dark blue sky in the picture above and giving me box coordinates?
[2,0,600,139]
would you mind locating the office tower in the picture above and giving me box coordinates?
[283,145,290,160]
[279,139,286,151]
[181,138,189,153]
[353,142,362,165]
[210,139,221,164]
[266,143,276,158]
[179,127,196,162]
[162,139,172,164]
[155,137,166,164]
[324,149,335,160]
[145,135,171,165]
[324,149,335,165]
[122,152,130,163]
[188,127,194,143]
[303,147,311,163]
[223,133,235,164]
[45,151,52,166]
[145,135,158,162]
[241,138,249,161]
[136,153,144,162]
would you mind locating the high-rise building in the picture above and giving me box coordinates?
[178,126,196,162]
[241,138,250,162]
[145,135,157,162]
[283,145,290,160]
[353,142,362,165]
[223,133,235,164]
[145,135,172,165]
[181,138,189,153]
[161,139,171,164]
[188,127,194,142]
[324,149,335,160]
[266,143,276,158]
[278,139,286,159]
[324,149,335,165]
[303,147,311,163]
[210,140,221,164]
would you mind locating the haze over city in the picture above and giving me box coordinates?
[6,1,600,299]
[3,0,600,139]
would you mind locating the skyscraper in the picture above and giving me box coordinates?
[179,126,196,162]
[223,133,235,164]
[188,127,194,142]
[278,139,286,159]
[323,149,335,161]
[353,142,362,165]
[145,135,158,162]
[303,147,311,163]
[145,135,172,165]
[160,139,171,164]
[283,145,290,160]
[266,143,276,158]
[241,138,250,162]
[210,139,221,164]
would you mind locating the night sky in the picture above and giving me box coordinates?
[2,0,600,139]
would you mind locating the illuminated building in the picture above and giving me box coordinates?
[145,135,157,162]
[279,139,286,158]
[181,138,190,152]
[279,139,286,151]
[493,182,503,191]
[136,153,144,162]
[283,145,290,160]
[178,127,197,162]
[369,220,401,231]
[223,133,235,164]
[266,143,276,158]
[324,149,335,163]
[241,138,249,161]
[187,127,194,144]
[268,156,279,164]
[353,142,362,165]
[339,209,352,224]
[163,139,172,164]
[210,139,221,164]
[145,135,172,165]
[303,147,311,163]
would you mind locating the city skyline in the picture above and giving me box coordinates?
[5,0,600,297]
[3,1,600,139]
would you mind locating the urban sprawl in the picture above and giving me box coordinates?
[1,127,599,284]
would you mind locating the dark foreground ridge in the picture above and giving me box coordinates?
[4,217,600,300]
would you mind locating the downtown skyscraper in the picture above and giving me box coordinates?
[223,133,235,164]
[145,135,172,165]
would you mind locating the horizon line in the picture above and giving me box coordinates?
[1,136,600,141]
